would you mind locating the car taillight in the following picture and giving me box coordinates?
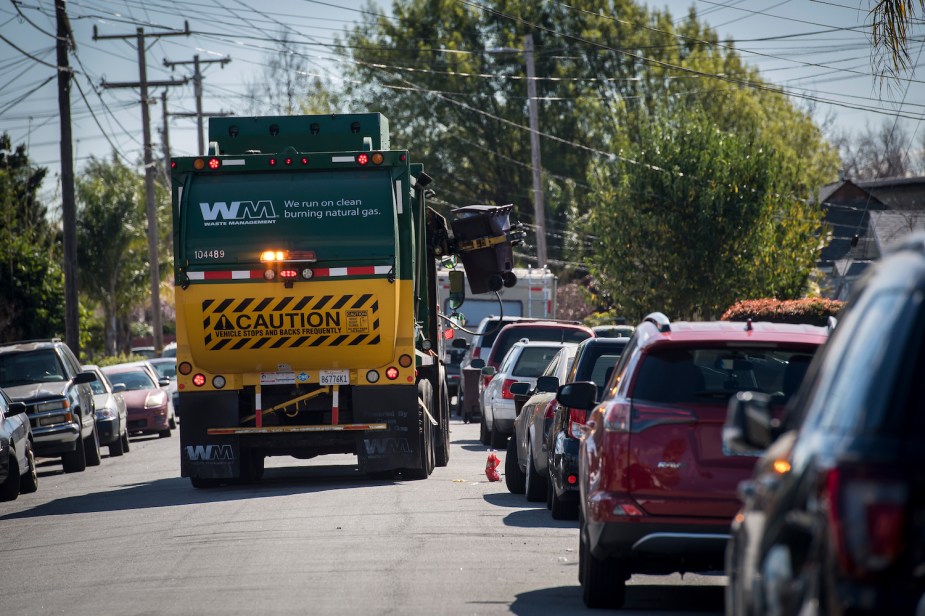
[500,379,517,400]
[824,466,907,577]
[602,401,631,432]
[568,408,586,438]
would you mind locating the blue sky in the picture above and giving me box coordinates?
[1,0,922,205]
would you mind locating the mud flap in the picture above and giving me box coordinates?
[354,385,421,473]
[179,391,241,480]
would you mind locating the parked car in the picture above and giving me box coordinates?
[458,316,540,423]
[84,365,130,457]
[481,341,568,449]
[0,339,100,473]
[102,361,176,438]
[161,342,177,358]
[130,346,158,359]
[147,357,179,419]
[591,324,635,338]
[0,388,38,501]
[544,337,630,519]
[506,343,579,500]
[559,313,830,609]
[479,320,594,444]
[723,233,925,616]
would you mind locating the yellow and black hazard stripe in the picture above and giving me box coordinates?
[201,293,381,351]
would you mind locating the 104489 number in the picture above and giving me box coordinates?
[194,250,225,259]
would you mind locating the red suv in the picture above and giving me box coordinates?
[557,313,829,609]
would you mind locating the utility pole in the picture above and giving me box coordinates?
[160,91,171,185]
[523,34,547,269]
[94,23,189,352]
[163,54,231,155]
[56,0,79,357]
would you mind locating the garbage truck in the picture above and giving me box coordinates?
[170,113,521,487]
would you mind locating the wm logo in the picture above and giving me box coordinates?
[185,444,235,461]
[363,438,412,455]
[200,200,278,221]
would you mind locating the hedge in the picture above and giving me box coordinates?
[720,298,844,326]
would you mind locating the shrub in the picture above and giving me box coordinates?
[721,298,844,326]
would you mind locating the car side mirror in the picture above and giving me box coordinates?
[724,391,775,452]
[159,377,171,387]
[509,382,531,396]
[535,375,559,393]
[451,338,469,349]
[556,381,597,410]
[111,383,126,393]
[480,366,496,377]
[8,401,27,416]
[469,358,485,369]
[75,371,98,385]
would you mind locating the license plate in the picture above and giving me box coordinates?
[319,370,350,386]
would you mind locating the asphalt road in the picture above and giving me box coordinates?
[0,419,725,616]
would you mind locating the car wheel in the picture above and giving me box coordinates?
[0,449,21,501]
[525,438,547,502]
[85,426,102,467]
[108,430,125,457]
[168,409,177,430]
[581,537,627,609]
[62,435,87,473]
[159,426,172,438]
[19,441,38,494]
[504,436,526,494]
[121,430,131,453]
[550,482,578,520]
[479,412,490,446]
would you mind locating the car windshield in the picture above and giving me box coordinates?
[0,350,66,386]
[105,369,156,391]
[632,345,818,405]
[88,375,106,395]
[150,361,176,380]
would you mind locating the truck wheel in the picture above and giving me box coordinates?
[62,436,87,473]
[434,382,450,467]
[524,438,547,502]
[405,383,435,480]
[504,436,525,494]
[85,426,102,467]
[0,448,21,501]
[19,441,38,494]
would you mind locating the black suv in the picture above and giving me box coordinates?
[724,233,925,616]
[0,339,100,473]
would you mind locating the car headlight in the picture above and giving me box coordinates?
[95,407,118,420]
[34,398,69,413]
[145,390,167,409]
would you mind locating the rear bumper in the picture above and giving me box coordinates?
[587,514,730,575]
[549,432,580,498]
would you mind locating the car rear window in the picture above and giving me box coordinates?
[512,346,564,377]
[631,345,819,405]
[0,350,65,386]
[492,326,591,366]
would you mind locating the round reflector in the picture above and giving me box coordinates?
[193,158,205,170]
[398,354,413,368]
[366,370,380,383]
[213,375,226,389]
[264,269,276,280]
[371,152,384,165]
[178,362,192,375]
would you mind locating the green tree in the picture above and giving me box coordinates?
[0,133,64,341]
[578,107,829,321]
[870,0,925,76]
[76,155,150,355]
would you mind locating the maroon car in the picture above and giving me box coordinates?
[102,362,176,439]
[558,313,829,609]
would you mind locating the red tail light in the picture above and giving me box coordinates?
[824,467,907,577]
[568,408,586,438]
[500,379,517,400]
[602,401,632,432]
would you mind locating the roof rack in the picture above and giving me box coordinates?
[643,312,671,333]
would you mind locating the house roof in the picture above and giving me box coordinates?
[869,211,925,252]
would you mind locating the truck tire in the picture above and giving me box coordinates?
[85,425,102,467]
[505,436,525,494]
[0,448,21,501]
[434,382,450,467]
[405,382,435,480]
[62,436,87,473]
[19,441,38,494]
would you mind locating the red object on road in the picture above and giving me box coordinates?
[485,452,501,482]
